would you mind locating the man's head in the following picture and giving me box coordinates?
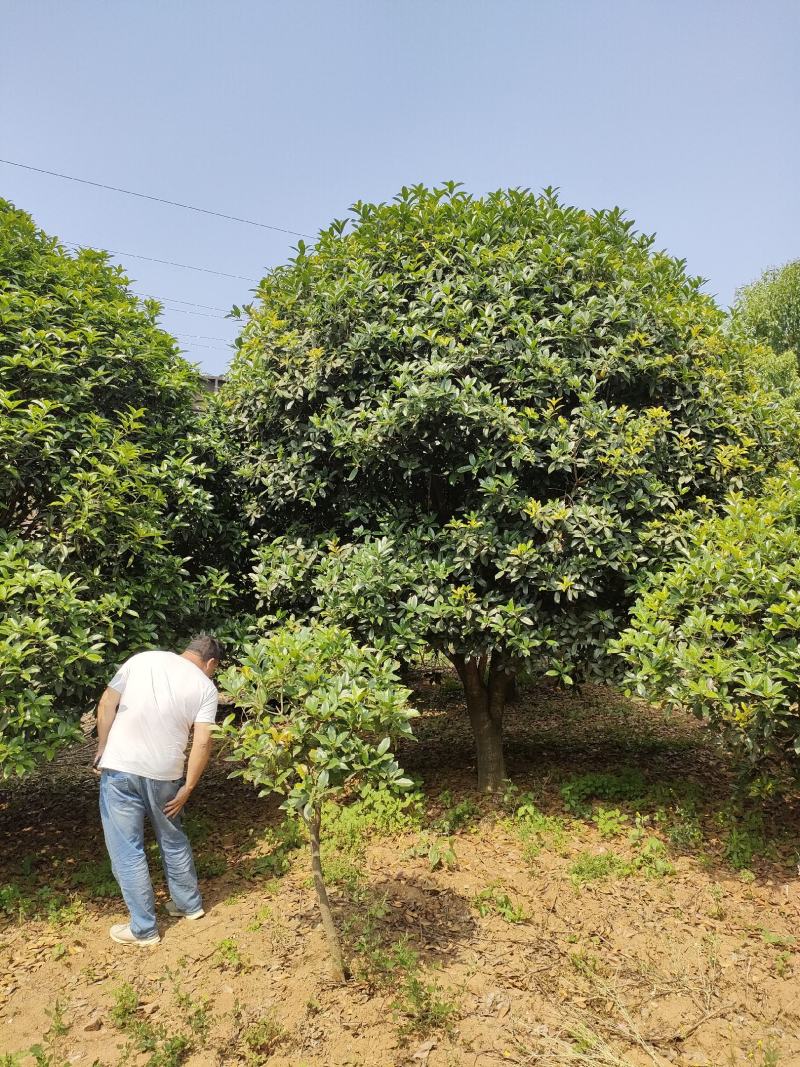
[183,634,223,678]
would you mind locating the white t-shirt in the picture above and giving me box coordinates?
[99,650,218,781]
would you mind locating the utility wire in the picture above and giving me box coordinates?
[1,157,314,239]
[155,306,229,320]
[63,240,258,282]
[142,295,231,313]
[174,331,234,343]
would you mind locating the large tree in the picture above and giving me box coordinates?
[0,199,233,776]
[222,184,791,790]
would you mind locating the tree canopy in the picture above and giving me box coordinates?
[0,200,232,776]
[220,184,792,789]
[732,259,800,364]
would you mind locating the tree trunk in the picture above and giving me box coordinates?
[452,652,509,792]
[307,811,346,983]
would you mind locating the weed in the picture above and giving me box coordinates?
[707,884,727,920]
[393,974,457,1037]
[242,1012,285,1064]
[663,803,704,849]
[472,885,527,923]
[144,1033,190,1067]
[111,982,140,1028]
[720,809,770,870]
[356,935,420,988]
[247,904,274,931]
[68,858,118,899]
[505,796,567,860]
[761,929,796,947]
[27,1048,69,1067]
[195,852,227,878]
[433,792,479,834]
[321,850,364,892]
[560,769,647,815]
[324,783,424,855]
[0,1055,22,1067]
[746,1039,781,1066]
[0,884,74,923]
[246,818,303,879]
[51,943,67,961]
[182,812,212,844]
[774,950,793,978]
[630,837,675,878]
[592,807,629,838]
[45,997,70,1037]
[569,851,628,886]
[569,950,600,976]
[174,992,211,1039]
[213,938,247,972]
[406,834,458,870]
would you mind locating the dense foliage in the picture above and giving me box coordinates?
[0,200,233,776]
[218,623,416,980]
[221,184,791,788]
[614,468,800,781]
[732,259,800,364]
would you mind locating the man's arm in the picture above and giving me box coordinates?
[94,687,122,771]
[163,723,214,819]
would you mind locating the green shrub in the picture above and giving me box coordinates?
[219,623,417,982]
[615,468,800,776]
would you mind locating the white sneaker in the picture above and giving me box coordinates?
[109,923,161,946]
[165,901,205,920]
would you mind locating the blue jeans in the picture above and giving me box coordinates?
[99,770,203,939]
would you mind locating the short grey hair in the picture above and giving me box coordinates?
[185,634,223,662]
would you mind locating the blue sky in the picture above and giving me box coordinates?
[2,0,798,374]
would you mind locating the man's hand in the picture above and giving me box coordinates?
[163,785,192,820]
[92,751,103,778]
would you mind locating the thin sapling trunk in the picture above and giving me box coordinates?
[307,810,346,983]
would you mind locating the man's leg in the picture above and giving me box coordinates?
[99,771,159,939]
[144,778,204,917]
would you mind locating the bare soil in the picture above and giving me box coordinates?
[1,678,799,1066]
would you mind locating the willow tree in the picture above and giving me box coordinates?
[222,184,789,790]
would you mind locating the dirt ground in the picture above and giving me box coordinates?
[1,677,799,1067]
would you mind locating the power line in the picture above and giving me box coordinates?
[64,240,258,282]
[1,157,314,239]
[178,342,231,352]
[155,306,229,320]
[143,295,231,313]
[174,331,234,343]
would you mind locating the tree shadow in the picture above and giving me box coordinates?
[293,872,479,975]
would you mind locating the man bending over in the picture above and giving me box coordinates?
[94,634,222,946]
